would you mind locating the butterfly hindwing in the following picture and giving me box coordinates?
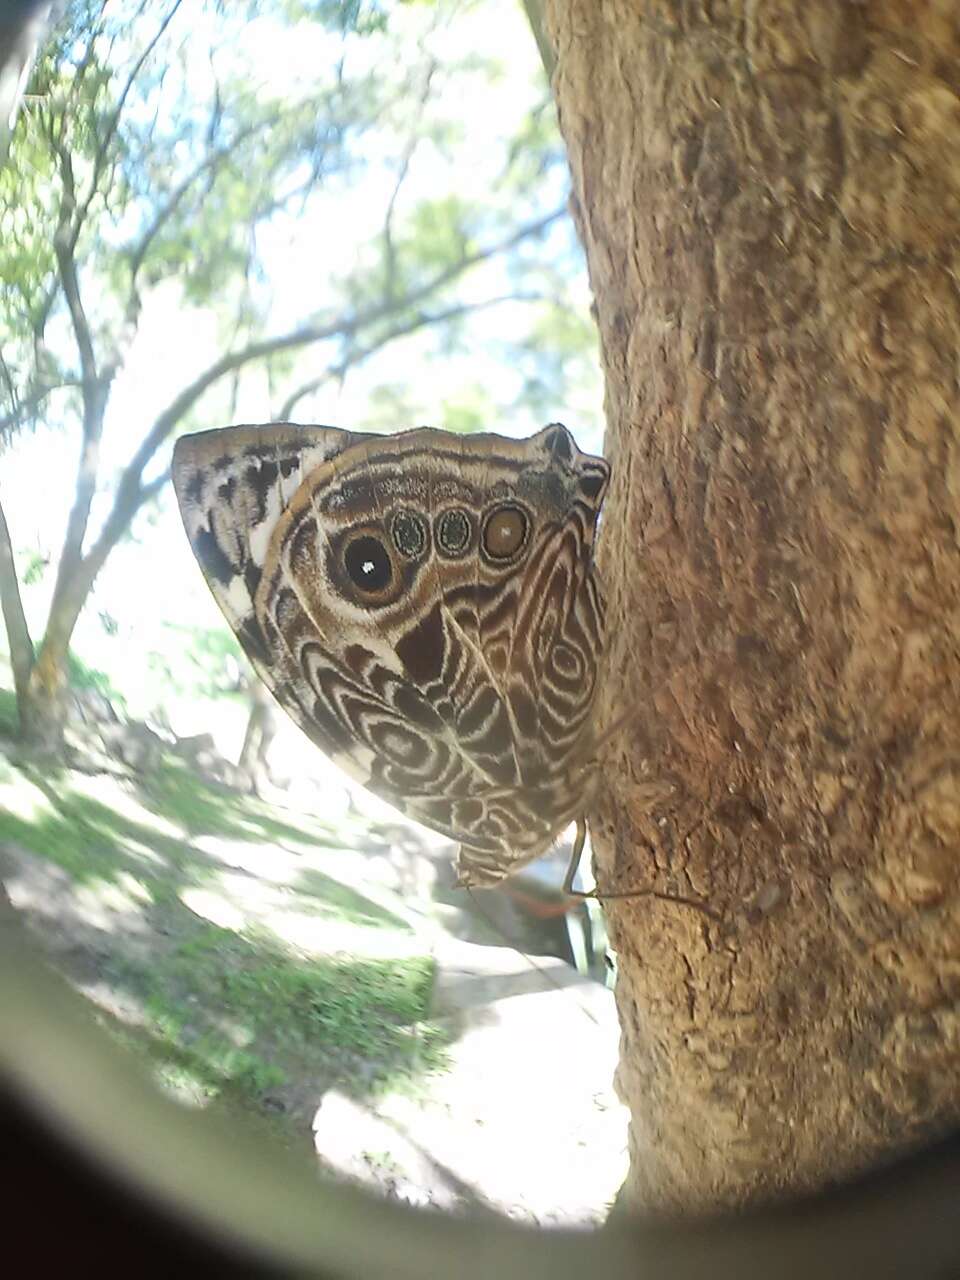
[172,422,417,803]
[173,421,611,884]
[173,422,366,666]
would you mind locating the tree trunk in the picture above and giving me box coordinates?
[7,565,96,750]
[237,678,280,796]
[0,496,35,711]
[0,495,67,751]
[16,629,73,750]
[0,494,70,751]
[546,0,960,1213]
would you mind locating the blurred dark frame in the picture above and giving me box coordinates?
[1,4,958,1274]
[3,913,960,1278]
[0,1,53,161]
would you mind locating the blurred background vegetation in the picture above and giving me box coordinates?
[0,0,601,750]
[0,0,620,1220]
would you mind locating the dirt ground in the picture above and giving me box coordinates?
[0,746,627,1226]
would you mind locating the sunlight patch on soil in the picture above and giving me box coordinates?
[0,725,627,1224]
[0,746,452,1139]
[179,886,247,931]
[0,772,53,823]
[264,914,424,960]
[179,875,425,961]
[191,834,307,883]
[75,871,154,920]
[74,772,185,840]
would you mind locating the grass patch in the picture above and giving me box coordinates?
[0,752,343,894]
[225,950,441,1073]
[0,687,17,738]
[144,987,288,1093]
[133,924,448,1102]
[286,866,412,931]
[0,763,199,889]
[134,758,343,849]
[106,1016,286,1125]
[0,682,451,1131]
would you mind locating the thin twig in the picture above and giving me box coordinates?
[76,0,184,238]
[275,291,544,420]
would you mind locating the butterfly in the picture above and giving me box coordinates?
[172,421,611,890]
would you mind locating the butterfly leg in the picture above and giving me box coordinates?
[562,818,590,897]
[556,710,635,902]
[562,818,722,920]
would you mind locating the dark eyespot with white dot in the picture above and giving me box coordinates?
[391,509,427,558]
[344,534,392,593]
[436,508,471,557]
[482,504,528,562]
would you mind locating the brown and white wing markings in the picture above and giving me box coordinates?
[322,431,471,817]
[172,423,395,799]
[452,424,610,885]
[173,421,362,666]
[249,433,463,823]
[174,425,512,845]
[370,431,492,840]
[173,420,611,879]
[526,423,609,782]
[310,428,525,836]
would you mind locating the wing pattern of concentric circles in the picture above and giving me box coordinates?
[172,421,610,887]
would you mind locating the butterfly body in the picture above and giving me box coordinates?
[172,422,610,887]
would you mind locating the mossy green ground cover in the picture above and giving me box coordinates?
[0,699,449,1139]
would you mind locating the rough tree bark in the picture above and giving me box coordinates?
[545,0,960,1213]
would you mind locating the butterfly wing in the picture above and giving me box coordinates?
[172,421,365,670]
[173,423,508,844]
[172,422,400,799]
[173,421,610,876]
[450,424,610,884]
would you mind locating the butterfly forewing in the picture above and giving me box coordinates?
[172,421,610,886]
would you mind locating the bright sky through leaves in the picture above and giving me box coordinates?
[1,0,602,730]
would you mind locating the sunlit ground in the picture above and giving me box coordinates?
[0,679,627,1224]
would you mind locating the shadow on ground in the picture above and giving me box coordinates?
[0,693,628,1224]
[0,736,455,1136]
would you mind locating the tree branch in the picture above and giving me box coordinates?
[48,136,111,622]
[48,461,168,632]
[140,467,170,505]
[45,380,107,622]
[86,288,546,590]
[77,0,184,234]
[57,206,563,638]
[125,114,277,300]
[276,291,544,420]
[117,203,566,499]
[0,377,80,438]
[52,140,98,385]
[0,494,35,703]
